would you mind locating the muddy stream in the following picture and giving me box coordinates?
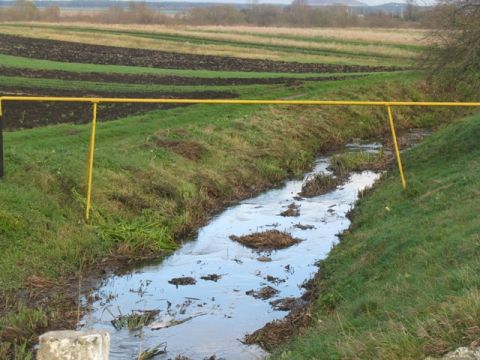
[79,143,383,359]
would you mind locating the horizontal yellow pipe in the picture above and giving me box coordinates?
[1,96,480,107]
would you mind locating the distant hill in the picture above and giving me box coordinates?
[308,0,367,7]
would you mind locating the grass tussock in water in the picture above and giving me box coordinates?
[230,230,301,250]
[110,309,159,331]
[299,173,342,198]
[271,113,480,359]
[328,150,388,176]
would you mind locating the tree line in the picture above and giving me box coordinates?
[0,0,433,28]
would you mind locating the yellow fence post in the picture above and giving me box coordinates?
[386,105,406,190]
[0,98,4,178]
[85,101,98,220]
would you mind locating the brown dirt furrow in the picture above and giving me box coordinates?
[0,34,400,74]
[0,87,238,130]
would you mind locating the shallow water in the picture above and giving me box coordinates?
[80,148,381,360]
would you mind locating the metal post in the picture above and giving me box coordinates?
[85,102,98,220]
[0,99,4,178]
[387,105,406,190]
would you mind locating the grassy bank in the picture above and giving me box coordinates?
[0,72,454,357]
[271,112,480,359]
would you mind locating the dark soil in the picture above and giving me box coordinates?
[0,88,237,130]
[0,34,401,73]
[229,230,301,251]
[168,277,196,287]
[279,203,300,217]
[0,66,364,86]
[299,173,344,198]
[246,286,279,300]
[148,137,204,161]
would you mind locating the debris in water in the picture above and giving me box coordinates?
[246,286,279,300]
[137,342,167,360]
[265,222,280,228]
[270,297,306,311]
[229,230,301,251]
[200,274,222,282]
[110,309,159,330]
[257,256,272,262]
[299,173,342,198]
[293,195,303,201]
[178,299,193,315]
[265,275,286,285]
[168,277,196,287]
[203,355,226,360]
[279,202,300,217]
[150,312,206,330]
[294,223,315,230]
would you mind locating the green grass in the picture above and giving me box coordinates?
[272,112,480,359]
[0,74,270,94]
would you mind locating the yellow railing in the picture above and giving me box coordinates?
[1,96,479,220]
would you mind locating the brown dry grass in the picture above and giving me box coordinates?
[194,25,429,45]
[244,306,311,351]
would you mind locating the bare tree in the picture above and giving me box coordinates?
[424,0,480,93]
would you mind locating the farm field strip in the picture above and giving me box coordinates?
[0,65,368,87]
[190,28,425,51]
[0,24,416,66]
[186,25,429,45]
[8,22,426,47]
[2,23,419,60]
[0,34,396,73]
[0,74,272,94]
[0,54,346,79]
[0,54,358,79]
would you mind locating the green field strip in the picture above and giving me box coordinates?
[0,54,377,79]
[0,75,275,94]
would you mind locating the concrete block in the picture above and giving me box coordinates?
[37,330,110,360]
